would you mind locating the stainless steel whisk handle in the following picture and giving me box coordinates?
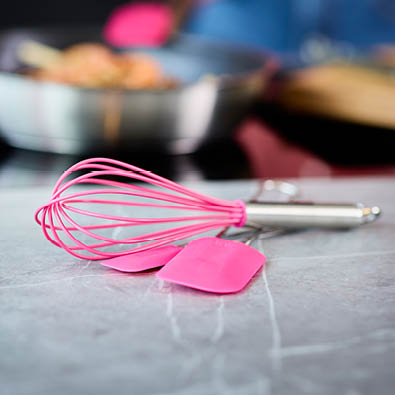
[245,202,381,228]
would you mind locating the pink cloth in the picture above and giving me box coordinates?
[104,2,174,47]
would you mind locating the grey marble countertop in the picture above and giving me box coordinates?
[1,177,395,395]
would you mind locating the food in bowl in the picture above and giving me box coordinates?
[27,43,178,89]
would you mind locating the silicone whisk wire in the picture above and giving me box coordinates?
[35,158,246,260]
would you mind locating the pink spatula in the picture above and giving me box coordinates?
[98,229,267,294]
[99,244,182,272]
[156,236,266,294]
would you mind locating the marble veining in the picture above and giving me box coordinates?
[262,269,283,374]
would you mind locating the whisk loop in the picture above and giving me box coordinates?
[35,158,246,260]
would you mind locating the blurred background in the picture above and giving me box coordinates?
[1,0,395,186]
[3,0,395,50]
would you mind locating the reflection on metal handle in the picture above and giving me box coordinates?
[245,202,381,228]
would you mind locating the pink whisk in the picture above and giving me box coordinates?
[35,157,380,260]
[34,158,246,260]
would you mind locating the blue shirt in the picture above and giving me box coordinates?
[184,0,395,53]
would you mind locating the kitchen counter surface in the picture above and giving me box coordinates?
[1,176,395,395]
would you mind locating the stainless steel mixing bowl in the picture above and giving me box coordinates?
[0,27,270,154]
